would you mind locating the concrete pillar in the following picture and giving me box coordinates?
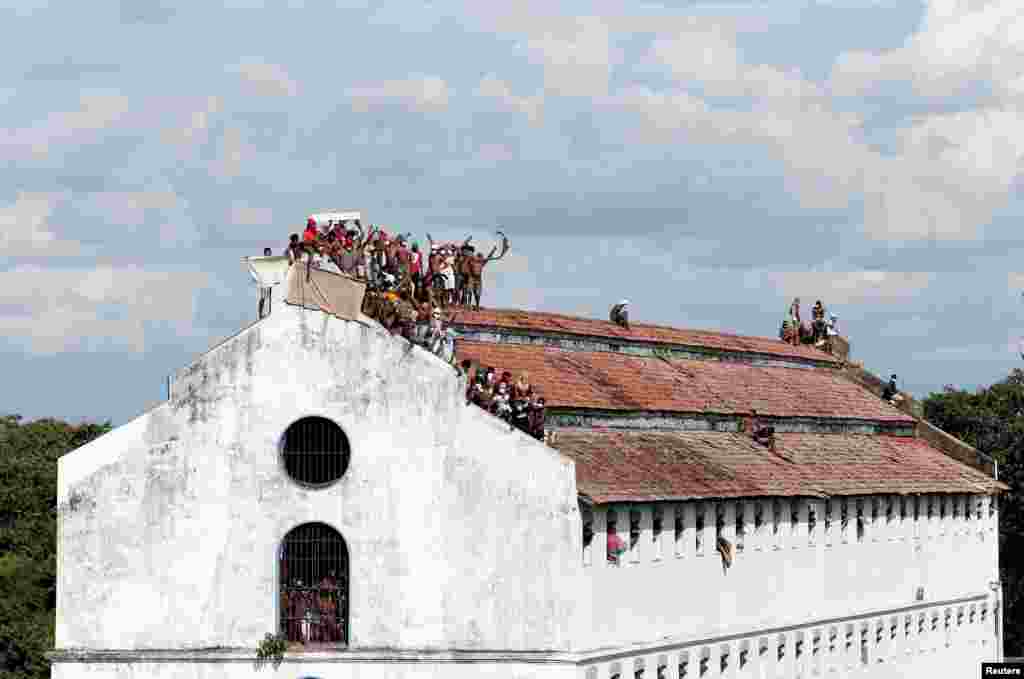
[840,496,853,545]
[824,498,837,548]
[594,506,608,569]
[739,500,753,554]
[635,504,652,565]
[792,498,807,549]
[755,499,771,552]
[700,502,715,558]
[721,501,736,547]
[657,652,678,679]
[776,499,790,551]
[681,502,696,559]
[719,642,735,679]
[808,498,824,548]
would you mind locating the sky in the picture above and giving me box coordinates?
[3,0,1024,426]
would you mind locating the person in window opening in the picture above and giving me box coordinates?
[256,247,273,319]
[881,374,903,406]
[607,523,626,564]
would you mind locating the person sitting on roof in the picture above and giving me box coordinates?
[285,234,303,265]
[610,300,630,329]
[881,374,903,406]
[491,382,512,421]
[303,218,318,244]
[512,372,533,402]
[749,409,775,450]
[528,395,546,441]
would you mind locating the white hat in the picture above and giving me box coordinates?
[618,299,630,306]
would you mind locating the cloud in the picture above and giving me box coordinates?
[85,191,179,225]
[160,96,221,147]
[229,204,274,226]
[23,60,121,82]
[0,93,130,160]
[476,75,544,125]
[764,271,934,305]
[830,0,1024,101]
[348,76,451,113]
[0,192,81,257]
[524,17,615,97]
[235,61,299,98]
[0,265,208,355]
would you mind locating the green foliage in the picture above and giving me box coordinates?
[922,369,1024,657]
[254,633,287,671]
[0,414,111,679]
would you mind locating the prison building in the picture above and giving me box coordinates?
[51,269,1006,679]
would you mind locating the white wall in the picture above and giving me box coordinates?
[56,294,583,652]
[581,494,999,650]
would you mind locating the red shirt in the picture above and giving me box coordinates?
[303,226,318,243]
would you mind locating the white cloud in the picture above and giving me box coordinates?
[764,271,934,305]
[830,0,1024,101]
[235,61,299,97]
[230,204,274,226]
[161,96,221,147]
[0,192,81,257]
[476,75,544,125]
[0,264,208,355]
[524,17,615,97]
[348,76,451,113]
[0,93,129,160]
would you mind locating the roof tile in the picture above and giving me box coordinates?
[555,430,1006,502]
[456,341,911,422]
[455,308,838,364]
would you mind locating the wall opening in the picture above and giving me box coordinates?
[279,522,349,646]
[281,416,351,487]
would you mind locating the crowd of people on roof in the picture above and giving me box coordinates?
[269,217,545,438]
[283,217,509,312]
[461,361,547,441]
[781,298,839,352]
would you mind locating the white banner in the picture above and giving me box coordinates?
[242,256,290,288]
[309,210,362,224]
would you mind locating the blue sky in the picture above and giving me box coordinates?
[3,0,1024,425]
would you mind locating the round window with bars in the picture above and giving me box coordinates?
[281,416,350,486]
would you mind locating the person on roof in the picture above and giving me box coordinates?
[255,247,274,319]
[610,300,630,329]
[811,300,827,345]
[788,297,801,346]
[749,409,775,450]
[285,234,303,264]
[881,374,903,406]
[528,395,546,441]
[303,218,318,243]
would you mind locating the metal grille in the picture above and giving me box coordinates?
[282,417,350,486]
[279,522,348,645]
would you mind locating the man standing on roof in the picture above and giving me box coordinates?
[881,374,903,406]
[610,300,630,329]
[788,297,801,346]
[303,218,318,243]
[254,247,274,319]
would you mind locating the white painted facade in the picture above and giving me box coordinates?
[52,293,1002,678]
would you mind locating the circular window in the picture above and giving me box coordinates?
[281,416,350,486]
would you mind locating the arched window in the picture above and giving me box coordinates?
[281,416,350,486]
[279,522,348,645]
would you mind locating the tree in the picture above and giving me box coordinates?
[0,414,111,679]
[922,369,1024,657]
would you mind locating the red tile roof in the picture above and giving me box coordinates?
[454,308,838,364]
[455,341,912,422]
[554,430,1006,502]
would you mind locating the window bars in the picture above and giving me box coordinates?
[282,417,350,486]
[279,522,348,645]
